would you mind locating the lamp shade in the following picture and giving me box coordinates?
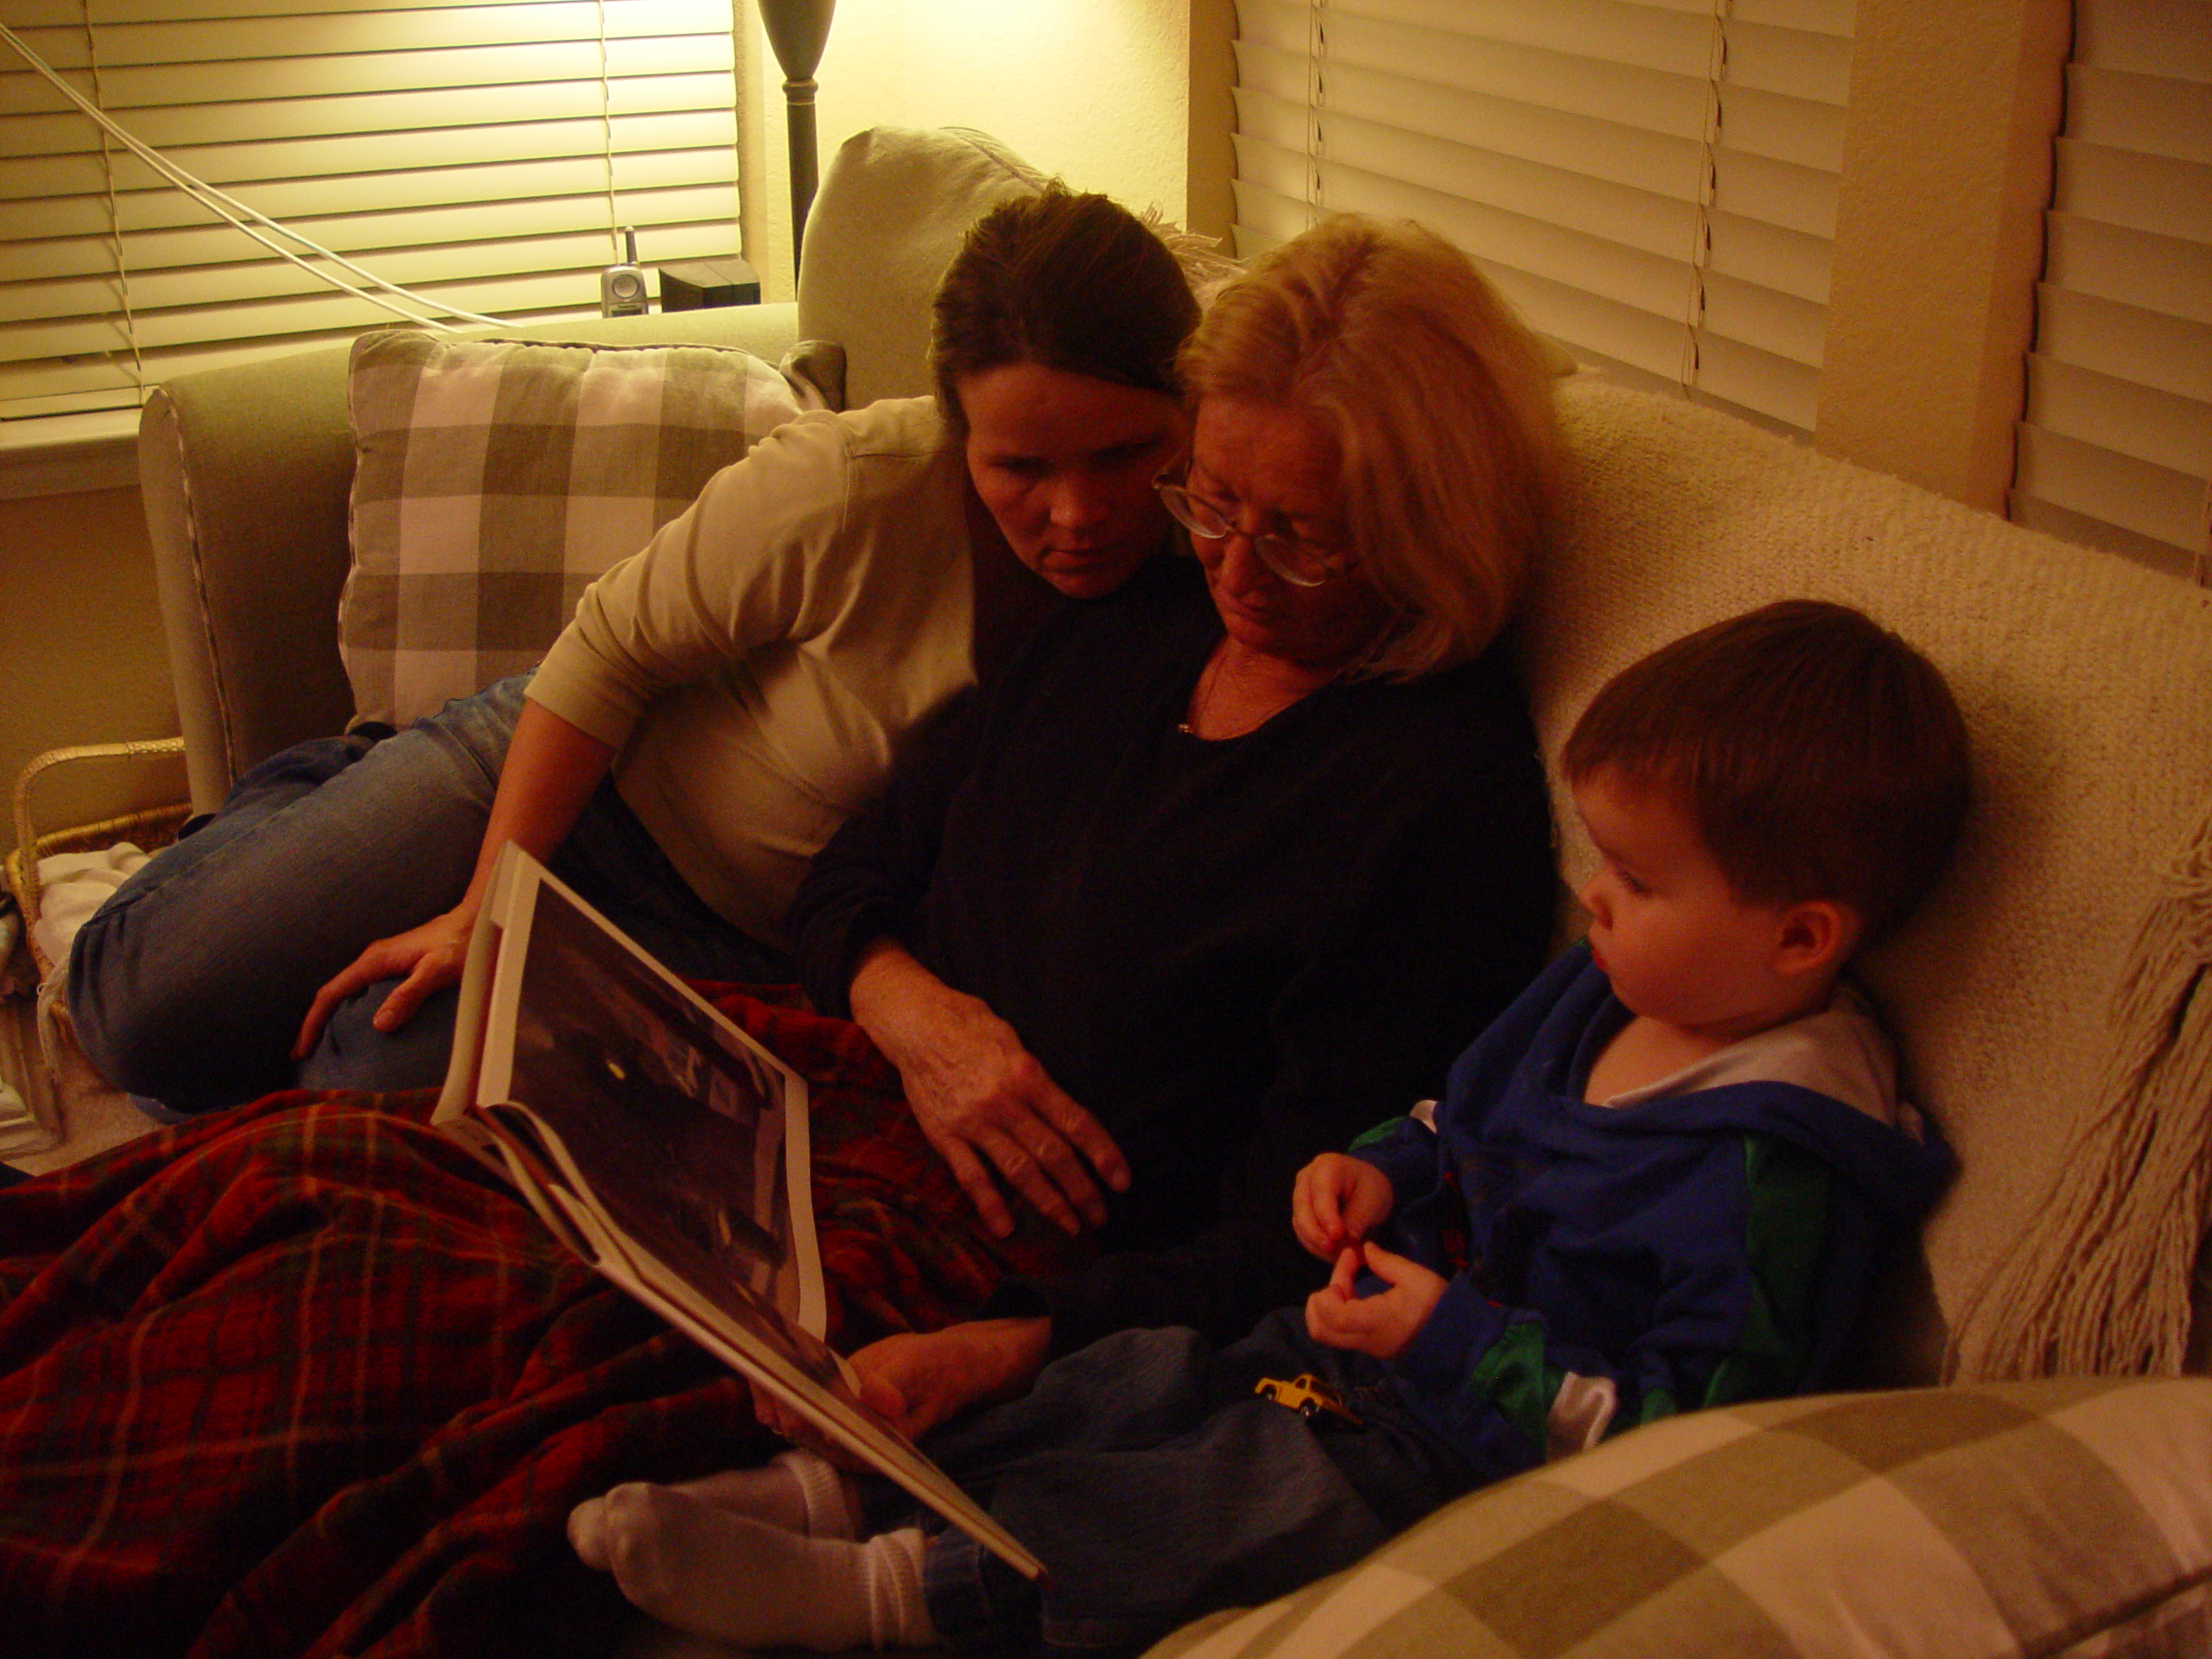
[759,0,835,81]
[755,0,837,270]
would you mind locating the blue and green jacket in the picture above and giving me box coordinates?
[1351,944,1955,1473]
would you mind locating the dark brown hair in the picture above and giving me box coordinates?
[931,187,1200,437]
[1179,214,1560,681]
[1562,600,1972,945]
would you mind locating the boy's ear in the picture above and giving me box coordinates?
[1773,899,1858,979]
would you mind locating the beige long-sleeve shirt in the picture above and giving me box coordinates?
[527,396,979,946]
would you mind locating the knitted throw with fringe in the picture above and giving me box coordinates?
[1951,804,2212,1379]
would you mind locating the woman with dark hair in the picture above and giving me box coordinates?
[3,188,1207,1659]
[1,209,1565,1659]
[69,188,1202,1115]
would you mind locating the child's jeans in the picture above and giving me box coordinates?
[895,1311,1488,1656]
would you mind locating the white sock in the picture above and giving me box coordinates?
[574,1482,934,1649]
[771,1446,862,1540]
[639,1463,806,1533]
[569,1448,856,1559]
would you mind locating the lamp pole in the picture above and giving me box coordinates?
[755,0,836,276]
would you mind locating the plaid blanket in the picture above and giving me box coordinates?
[0,989,1083,1659]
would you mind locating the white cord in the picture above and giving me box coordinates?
[2,20,505,332]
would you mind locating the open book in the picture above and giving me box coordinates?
[435,842,1042,1580]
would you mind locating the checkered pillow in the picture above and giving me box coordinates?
[1145,1376,2212,1658]
[341,331,817,728]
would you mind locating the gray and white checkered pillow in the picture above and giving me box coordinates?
[341,330,817,728]
[1144,1376,2212,1658]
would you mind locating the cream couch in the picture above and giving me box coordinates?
[138,126,2212,1657]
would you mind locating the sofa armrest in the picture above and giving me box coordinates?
[139,363,355,815]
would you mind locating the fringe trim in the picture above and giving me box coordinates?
[1949,805,2212,1380]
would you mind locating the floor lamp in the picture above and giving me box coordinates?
[757,0,836,275]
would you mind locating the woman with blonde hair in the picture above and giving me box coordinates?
[1171,213,1558,683]
[785,212,1565,1252]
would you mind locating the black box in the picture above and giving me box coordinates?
[658,257,762,309]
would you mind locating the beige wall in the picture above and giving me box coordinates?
[736,0,1216,299]
[1821,0,2072,511]
[728,0,2078,512]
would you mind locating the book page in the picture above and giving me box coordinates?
[433,846,516,1128]
[523,1160,1043,1579]
[437,846,1040,1580]
[443,846,823,1337]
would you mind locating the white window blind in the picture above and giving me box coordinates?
[1230,0,1854,435]
[2009,0,2209,582]
[0,0,741,423]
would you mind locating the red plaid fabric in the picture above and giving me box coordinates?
[0,989,1084,1659]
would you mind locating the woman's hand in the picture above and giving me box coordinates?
[290,702,618,1065]
[1305,1240,1447,1361]
[846,1318,1053,1440]
[749,1318,1052,1458]
[292,906,475,1059]
[746,1364,906,1470]
[850,944,1129,1239]
[1292,1153,1395,1261]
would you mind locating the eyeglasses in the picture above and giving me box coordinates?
[1153,464,1357,588]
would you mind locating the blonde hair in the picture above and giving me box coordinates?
[1179,215,1560,680]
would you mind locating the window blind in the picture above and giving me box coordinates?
[2009,0,2209,582]
[1229,0,1854,435]
[0,0,741,423]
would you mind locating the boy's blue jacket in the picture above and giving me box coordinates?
[1351,944,1955,1468]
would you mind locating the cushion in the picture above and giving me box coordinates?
[340,331,820,728]
[795,125,1053,409]
[1144,1377,2212,1658]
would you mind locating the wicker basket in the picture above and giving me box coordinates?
[7,740,192,983]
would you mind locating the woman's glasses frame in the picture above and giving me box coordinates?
[1152,462,1359,588]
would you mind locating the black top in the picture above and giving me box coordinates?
[791,556,1554,1354]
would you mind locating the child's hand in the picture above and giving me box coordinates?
[1304,1240,1448,1361]
[1292,1153,1395,1261]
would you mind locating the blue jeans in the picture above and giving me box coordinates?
[68,676,791,1111]
[897,1313,1484,1656]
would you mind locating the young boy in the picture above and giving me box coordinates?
[570,599,1970,1655]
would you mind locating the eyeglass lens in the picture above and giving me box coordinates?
[1155,480,1338,587]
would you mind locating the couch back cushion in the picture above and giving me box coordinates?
[340,331,817,728]
[795,124,1051,409]
[1524,377,2212,1382]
